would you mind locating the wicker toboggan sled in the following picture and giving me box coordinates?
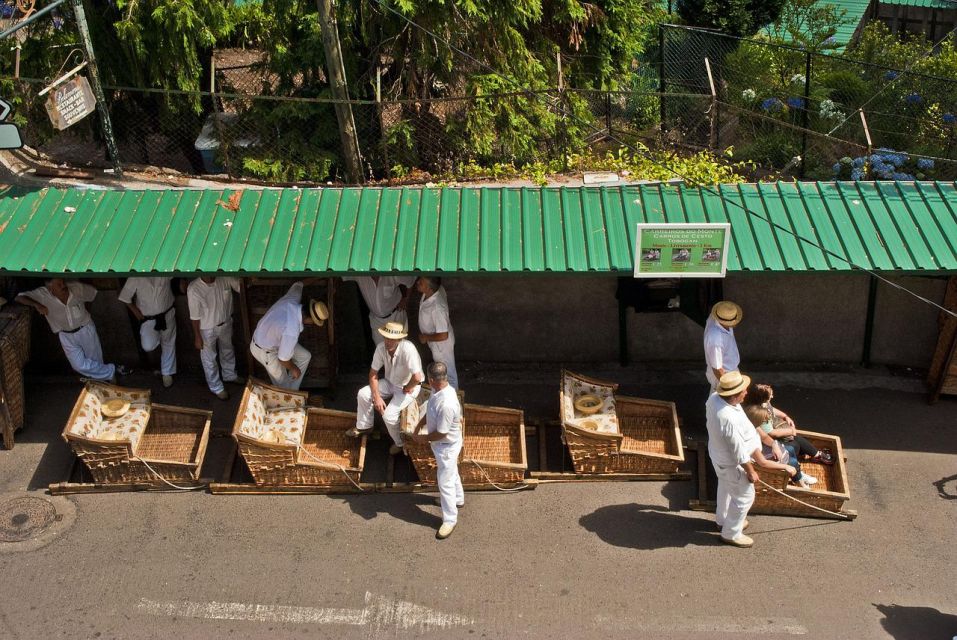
[560,370,684,474]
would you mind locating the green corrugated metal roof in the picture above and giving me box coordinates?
[880,0,955,8]
[0,182,955,276]
[828,0,871,50]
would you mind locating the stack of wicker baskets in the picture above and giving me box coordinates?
[0,303,31,449]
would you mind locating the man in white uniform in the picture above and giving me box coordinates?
[703,300,742,392]
[250,281,328,390]
[407,362,463,540]
[16,278,129,381]
[187,276,242,400]
[347,321,423,455]
[342,276,415,344]
[118,277,177,388]
[416,276,458,389]
[706,371,796,547]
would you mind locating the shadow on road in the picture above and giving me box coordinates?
[579,503,715,549]
[339,493,441,530]
[874,603,957,640]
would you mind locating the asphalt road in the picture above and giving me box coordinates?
[1,366,955,639]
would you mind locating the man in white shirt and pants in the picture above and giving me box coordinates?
[250,281,328,390]
[187,276,242,400]
[17,279,128,381]
[706,371,796,547]
[703,300,742,392]
[347,321,423,455]
[407,361,463,540]
[416,276,458,389]
[118,277,177,388]
[343,276,415,344]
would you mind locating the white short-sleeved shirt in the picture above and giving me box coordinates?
[705,393,760,468]
[418,286,454,341]
[703,316,739,372]
[344,276,416,318]
[371,339,422,387]
[187,277,241,330]
[426,384,462,445]
[22,282,96,333]
[118,277,174,316]
[252,282,304,361]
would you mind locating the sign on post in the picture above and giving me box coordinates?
[0,98,23,149]
[633,223,731,278]
[44,75,96,130]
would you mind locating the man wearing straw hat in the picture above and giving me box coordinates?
[347,321,424,455]
[706,371,797,548]
[17,278,131,382]
[118,276,178,388]
[703,300,743,392]
[406,361,463,540]
[250,281,328,390]
[342,276,416,345]
[187,276,243,400]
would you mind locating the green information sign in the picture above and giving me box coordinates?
[633,223,730,278]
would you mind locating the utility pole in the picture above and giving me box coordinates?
[316,0,363,184]
[71,0,122,176]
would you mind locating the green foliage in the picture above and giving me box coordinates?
[733,132,800,169]
[762,0,848,53]
[677,0,786,37]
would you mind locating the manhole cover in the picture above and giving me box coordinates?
[0,497,58,542]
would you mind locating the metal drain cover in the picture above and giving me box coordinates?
[0,496,59,542]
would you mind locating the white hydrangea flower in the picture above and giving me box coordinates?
[741,88,756,100]
[790,74,806,85]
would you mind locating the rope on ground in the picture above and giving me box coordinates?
[130,455,208,491]
[757,478,853,521]
[295,445,365,492]
[465,459,532,492]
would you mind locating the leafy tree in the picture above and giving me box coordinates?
[676,0,787,37]
[762,0,848,53]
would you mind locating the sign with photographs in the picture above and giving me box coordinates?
[44,75,96,131]
[633,223,731,278]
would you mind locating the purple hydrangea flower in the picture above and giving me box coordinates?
[884,71,899,81]
[943,113,956,124]
[905,93,922,105]
[786,97,805,109]
[760,98,783,112]
[917,157,934,171]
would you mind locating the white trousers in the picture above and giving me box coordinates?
[432,439,464,524]
[714,464,755,540]
[59,323,115,381]
[706,368,738,393]
[428,339,458,390]
[369,310,407,345]
[140,309,177,376]
[356,378,420,445]
[250,341,311,390]
[200,321,237,394]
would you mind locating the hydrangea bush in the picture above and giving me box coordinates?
[832,148,937,181]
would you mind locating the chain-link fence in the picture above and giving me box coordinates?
[660,24,957,180]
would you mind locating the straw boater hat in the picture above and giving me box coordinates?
[711,300,743,328]
[378,321,408,340]
[101,398,131,419]
[309,299,329,326]
[716,371,751,397]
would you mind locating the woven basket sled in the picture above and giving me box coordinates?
[62,382,211,485]
[751,430,851,517]
[400,386,527,485]
[232,379,365,485]
[0,304,31,447]
[560,370,684,474]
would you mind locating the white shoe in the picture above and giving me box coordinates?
[436,522,456,539]
[162,375,173,388]
[799,474,818,489]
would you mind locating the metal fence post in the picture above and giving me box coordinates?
[70,0,122,176]
[659,24,667,130]
[800,50,811,178]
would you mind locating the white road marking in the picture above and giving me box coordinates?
[137,591,474,632]
[594,614,808,635]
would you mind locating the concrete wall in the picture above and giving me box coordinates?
[17,273,948,375]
